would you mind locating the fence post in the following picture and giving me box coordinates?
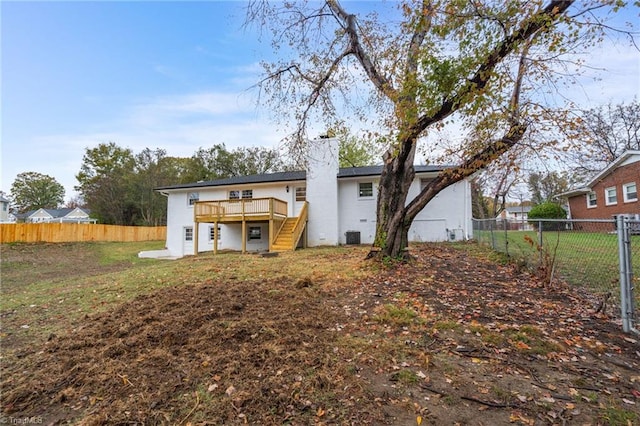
[617,215,637,334]
[503,219,509,257]
[538,221,543,264]
[490,220,496,250]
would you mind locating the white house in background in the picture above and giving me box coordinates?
[0,194,14,223]
[497,205,533,231]
[146,138,473,259]
[23,207,95,223]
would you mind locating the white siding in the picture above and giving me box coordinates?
[163,181,303,257]
[337,174,472,244]
[306,138,340,246]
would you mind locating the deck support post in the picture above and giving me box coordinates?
[241,220,247,253]
[193,223,199,256]
[213,221,218,254]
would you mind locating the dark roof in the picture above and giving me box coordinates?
[156,164,450,191]
[156,170,306,191]
[24,207,90,218]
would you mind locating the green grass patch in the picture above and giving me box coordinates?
[373,303,421,327]
[432,320,462,331]
[473,230,640,297]
[599,403,639,425]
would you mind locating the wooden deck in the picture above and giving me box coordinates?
[194,198,288,223]
[193,198,306,254]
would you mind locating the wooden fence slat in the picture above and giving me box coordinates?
[0,223,166,243]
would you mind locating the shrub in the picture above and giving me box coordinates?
[528,202,567,231]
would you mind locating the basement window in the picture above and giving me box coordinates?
[358,182,373,198]
[248,226,261,240]
[208,226,221,241]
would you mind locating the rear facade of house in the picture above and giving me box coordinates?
[155,138,473,258]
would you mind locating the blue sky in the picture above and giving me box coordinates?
[1,1,639,202]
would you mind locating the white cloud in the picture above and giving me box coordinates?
[1,89,286,202]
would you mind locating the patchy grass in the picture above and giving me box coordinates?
[373,303,421,327]
[473,230,640,298]
[1,241,639,425]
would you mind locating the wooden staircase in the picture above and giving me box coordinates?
[271,202,308,252]
[272,218,299,251]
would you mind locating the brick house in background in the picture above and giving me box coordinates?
[559,150,639,231]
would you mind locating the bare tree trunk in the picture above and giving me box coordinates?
[373,138,416,258]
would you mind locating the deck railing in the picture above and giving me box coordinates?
[290,201,308,249]
[194,197,288,222]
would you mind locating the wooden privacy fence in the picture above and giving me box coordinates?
[0,223,166,243]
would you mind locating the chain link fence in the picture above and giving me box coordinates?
[473,218,639,334]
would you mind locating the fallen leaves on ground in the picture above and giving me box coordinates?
[1,243,639,425]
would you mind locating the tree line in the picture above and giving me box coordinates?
[8,97,637,227]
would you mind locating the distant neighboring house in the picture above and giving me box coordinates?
[0,195,14,223]
[146,137,473,259]
[498,205,532,221]
[558,150,639,229]
[23,207,96,223]
[497,205,533,230]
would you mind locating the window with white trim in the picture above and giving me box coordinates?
[605,187,617,206]
[229,190,240,200]
[587,192,597,208]
[623,182,638,202]
[188,192,199,206]
[358,182,373,198]
[208,226,221,241]
[248,226,261,240]
[295,187,306,202]
[242,189,253,199]
[184,227,193,241]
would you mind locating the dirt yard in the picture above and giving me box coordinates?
[1,242,639,425]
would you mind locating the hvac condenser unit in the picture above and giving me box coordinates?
[345,231,361,245]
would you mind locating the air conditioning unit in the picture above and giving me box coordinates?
[345,231,361,245]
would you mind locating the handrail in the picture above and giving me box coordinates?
[289,201,308,249]
[194,197,288,222]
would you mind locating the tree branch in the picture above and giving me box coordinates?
[326,0,397,99]
[405,34,535,222]
[408,0,574,140]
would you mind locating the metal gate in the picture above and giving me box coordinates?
[617,216,638,335]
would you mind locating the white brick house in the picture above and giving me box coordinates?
[147,138,473,258]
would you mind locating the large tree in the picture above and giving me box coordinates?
[565,99,640,180]
[183,143,290,183]
[75,142,136,225]
[338,132,380,168]
[527,171,570,205]
[10,172,65,213]
[247,0,635,258]
[131,148,180,226]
